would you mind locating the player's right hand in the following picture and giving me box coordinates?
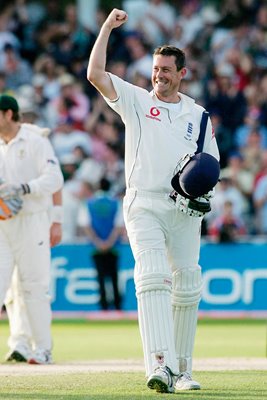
[104,8,128,30]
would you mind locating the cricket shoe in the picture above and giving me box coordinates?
[147,366,175,393]
[28,349,53,365]
[175,372,200,391]
[5,346,31,362]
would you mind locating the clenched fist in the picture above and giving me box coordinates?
[104,8,128,30]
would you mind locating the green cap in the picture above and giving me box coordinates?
[0,94,19,112]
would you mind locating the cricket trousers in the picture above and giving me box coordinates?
[123,189,203,376]
[0,211,52,351]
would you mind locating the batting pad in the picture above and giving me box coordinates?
[135,250,178,376]
[172,266,202,374]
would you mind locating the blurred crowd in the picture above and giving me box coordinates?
[1,0,267,243]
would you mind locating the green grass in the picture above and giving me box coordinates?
[1,318,266,361]
[0,371,266,399]
[0,318,266,399]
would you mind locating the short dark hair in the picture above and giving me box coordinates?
[1,109,20,122]
[100,177,111,192]
[153,45,186,71]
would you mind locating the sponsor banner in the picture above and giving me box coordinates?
[51,243,267,313]
[200,243,267,311]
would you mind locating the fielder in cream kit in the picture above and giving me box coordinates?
[0,96,64,364]
[87,8,220,393]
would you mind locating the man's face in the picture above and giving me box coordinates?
[0,110,19,142]
[152,55,186,100]
[0,110,10,133]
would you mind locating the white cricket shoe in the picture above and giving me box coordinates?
[28,349,53,365]
[175,372,201,391]
[5,345,31,362]
[147,366,175,393]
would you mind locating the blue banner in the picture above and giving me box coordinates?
[51,243,267,313]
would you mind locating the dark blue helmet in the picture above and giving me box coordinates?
[171,152,220,199]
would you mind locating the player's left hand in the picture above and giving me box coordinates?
[0,183,30,200]
[0,196,23,220]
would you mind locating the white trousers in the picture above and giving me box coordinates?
[123,189,202,375]
[5,268,33,352]
[0,212,52,351]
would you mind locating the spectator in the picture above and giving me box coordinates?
[208,200,247,243]
[241,129,264,176]
[220,152,254,203]
[0,43,32,89]
[46,73,90,130]
[253,172,267,234]
[205,62,247,134]
[234,106,267,150]
[50,119,92,162]
[124,0,176,48]
[124,32,153,84]
[210,112,233,168]
[208,177,248,226]
[33,54,61,101]
[78,177,124,310]
[175,1,204,48]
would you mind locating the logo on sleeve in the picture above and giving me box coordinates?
[184,122,193,140]
[146,107,161,121]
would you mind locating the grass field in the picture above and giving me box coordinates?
[0,318,266,399]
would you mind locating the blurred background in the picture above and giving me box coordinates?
[0,0,266,317]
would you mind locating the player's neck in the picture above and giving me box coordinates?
[155,92,181,104]
[0,123,20,143]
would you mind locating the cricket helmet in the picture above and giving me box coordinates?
[171,152,220,199]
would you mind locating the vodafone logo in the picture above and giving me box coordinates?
[150,107,160,117]
[146,106,161,121]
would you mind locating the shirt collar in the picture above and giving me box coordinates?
[150,90,196,115]
[0,124,27,145]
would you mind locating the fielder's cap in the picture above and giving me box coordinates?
[0,94,19,112]
[171,152,220,199]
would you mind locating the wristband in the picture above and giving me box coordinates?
[51,205,64,223]
[21,183,31,195]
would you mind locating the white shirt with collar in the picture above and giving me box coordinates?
[0,124,64,215]
[104,73,219,193]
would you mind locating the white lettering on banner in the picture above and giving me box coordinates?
[51,257,266,307]
[243,269,267,304]
[51,258,135,305]
[119,268,134,294]
[50,257,69,302]
[202,268,267,305]
[66,269,99,304]
[203,269,241,304]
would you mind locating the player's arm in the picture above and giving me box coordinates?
[87,8,128,100]
[100,226,124,251]
[50,189,63,247]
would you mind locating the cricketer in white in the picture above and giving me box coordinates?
[0,96,64,364]
[87,8,220,394]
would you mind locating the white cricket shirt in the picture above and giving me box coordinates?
[104,73,219,193]
[0,124,64,214]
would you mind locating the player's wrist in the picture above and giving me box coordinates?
[20,183,31,195]
[51,205,64,223]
